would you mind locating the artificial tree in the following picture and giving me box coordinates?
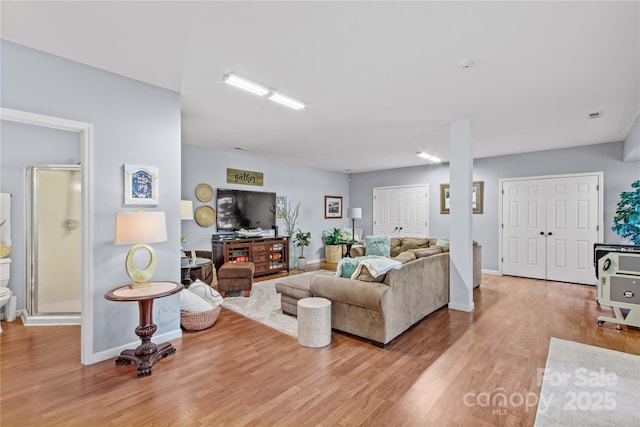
[612,179,640,245]
[294,229,311,270]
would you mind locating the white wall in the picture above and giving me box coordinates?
[1,121,79,312]
[349,142,640,271]
[1,41,182,356]
[181,145,350,263]
[624,115,640,161]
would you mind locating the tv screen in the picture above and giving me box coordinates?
[216,188,276,231]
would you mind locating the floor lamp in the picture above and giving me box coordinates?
[350,207,362,242]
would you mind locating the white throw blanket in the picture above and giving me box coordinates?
[351,257,401,278]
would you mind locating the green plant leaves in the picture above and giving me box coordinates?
[612,179,640,245]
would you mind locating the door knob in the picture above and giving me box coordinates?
[548,232,553,236]
[539,232,545,235]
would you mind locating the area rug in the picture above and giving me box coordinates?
[222,270,334,338]
[534,337,640,426]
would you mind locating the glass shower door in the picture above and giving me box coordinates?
[27,165,81,316]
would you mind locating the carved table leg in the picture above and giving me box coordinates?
[115,298,176,377]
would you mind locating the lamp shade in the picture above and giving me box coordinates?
[350,207,362,219]
[180,200,194,220]
[115,211,167,245]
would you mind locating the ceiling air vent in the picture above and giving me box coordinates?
[588,111,603,119]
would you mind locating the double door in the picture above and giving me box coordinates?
[501,174,601,285]
[373,185,429,237]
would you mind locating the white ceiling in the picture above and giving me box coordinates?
[2,1,639,173]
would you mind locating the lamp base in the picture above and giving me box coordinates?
[128,281,155,289]
[125,243,158,283]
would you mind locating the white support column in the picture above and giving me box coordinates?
[449,119,474,312]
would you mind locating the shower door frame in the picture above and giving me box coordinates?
[26,164,82,317]
[1,108,94,365]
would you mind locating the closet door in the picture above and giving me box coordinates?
[373,185,429,237]
[546,175,599,284]
[502,174,600,285]
[502,179,547,280]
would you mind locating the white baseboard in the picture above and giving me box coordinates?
[482,269,501,275]
[22,312,81,326]
[448,302,475,312]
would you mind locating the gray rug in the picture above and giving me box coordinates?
[222,270,334,338]
[534,337,640,426]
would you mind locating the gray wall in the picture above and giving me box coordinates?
[349,142,640,271]
[1,41,182,354]
[181,145,350,263]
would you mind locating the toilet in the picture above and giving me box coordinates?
[0,258,13,332]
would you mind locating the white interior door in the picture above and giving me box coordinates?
[373,187,397,236]
[501,174,600,285]
[373,185,428,237]
[546,175,599,284]
[502,179,546,280]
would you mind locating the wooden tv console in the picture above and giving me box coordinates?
[211,236,289,277]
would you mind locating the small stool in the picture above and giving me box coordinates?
[218,262,255,297]
[297,297,331,348]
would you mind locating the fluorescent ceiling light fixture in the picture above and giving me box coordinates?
[268,92,306,110]
[223,73,269,96]
[417,152,442,162]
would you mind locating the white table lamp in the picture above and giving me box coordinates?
[115,210,168,288]
[180,200,194,220]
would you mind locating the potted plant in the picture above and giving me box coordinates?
[294,229,311,270]
[322,227,345,263]
[612,179,640,245]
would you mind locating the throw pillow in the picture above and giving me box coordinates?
[336,256,367,278]
[189,280,223,307]
[180,289,213,312]
[365,235,391,257]
[435,238,450,247]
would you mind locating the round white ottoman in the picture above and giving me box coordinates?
[297,297,331,348]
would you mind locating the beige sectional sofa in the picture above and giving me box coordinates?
[276,237,482,346]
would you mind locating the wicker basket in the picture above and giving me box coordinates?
[180,305,221,331]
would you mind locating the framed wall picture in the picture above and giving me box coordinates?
[123,164,159,205]
[324,195,343,218]
[440,181,484,214]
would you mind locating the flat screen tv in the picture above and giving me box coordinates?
[216,188,276,231]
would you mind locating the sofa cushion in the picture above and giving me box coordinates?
[393,251,417,264]
[390,238,402,257]
[409,247,442,258]
[399,237,430,253]
[365,235,391,257]
[310,274,389,311]
[275,275,314,300]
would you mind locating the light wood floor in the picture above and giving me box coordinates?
[2,269,640,426]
